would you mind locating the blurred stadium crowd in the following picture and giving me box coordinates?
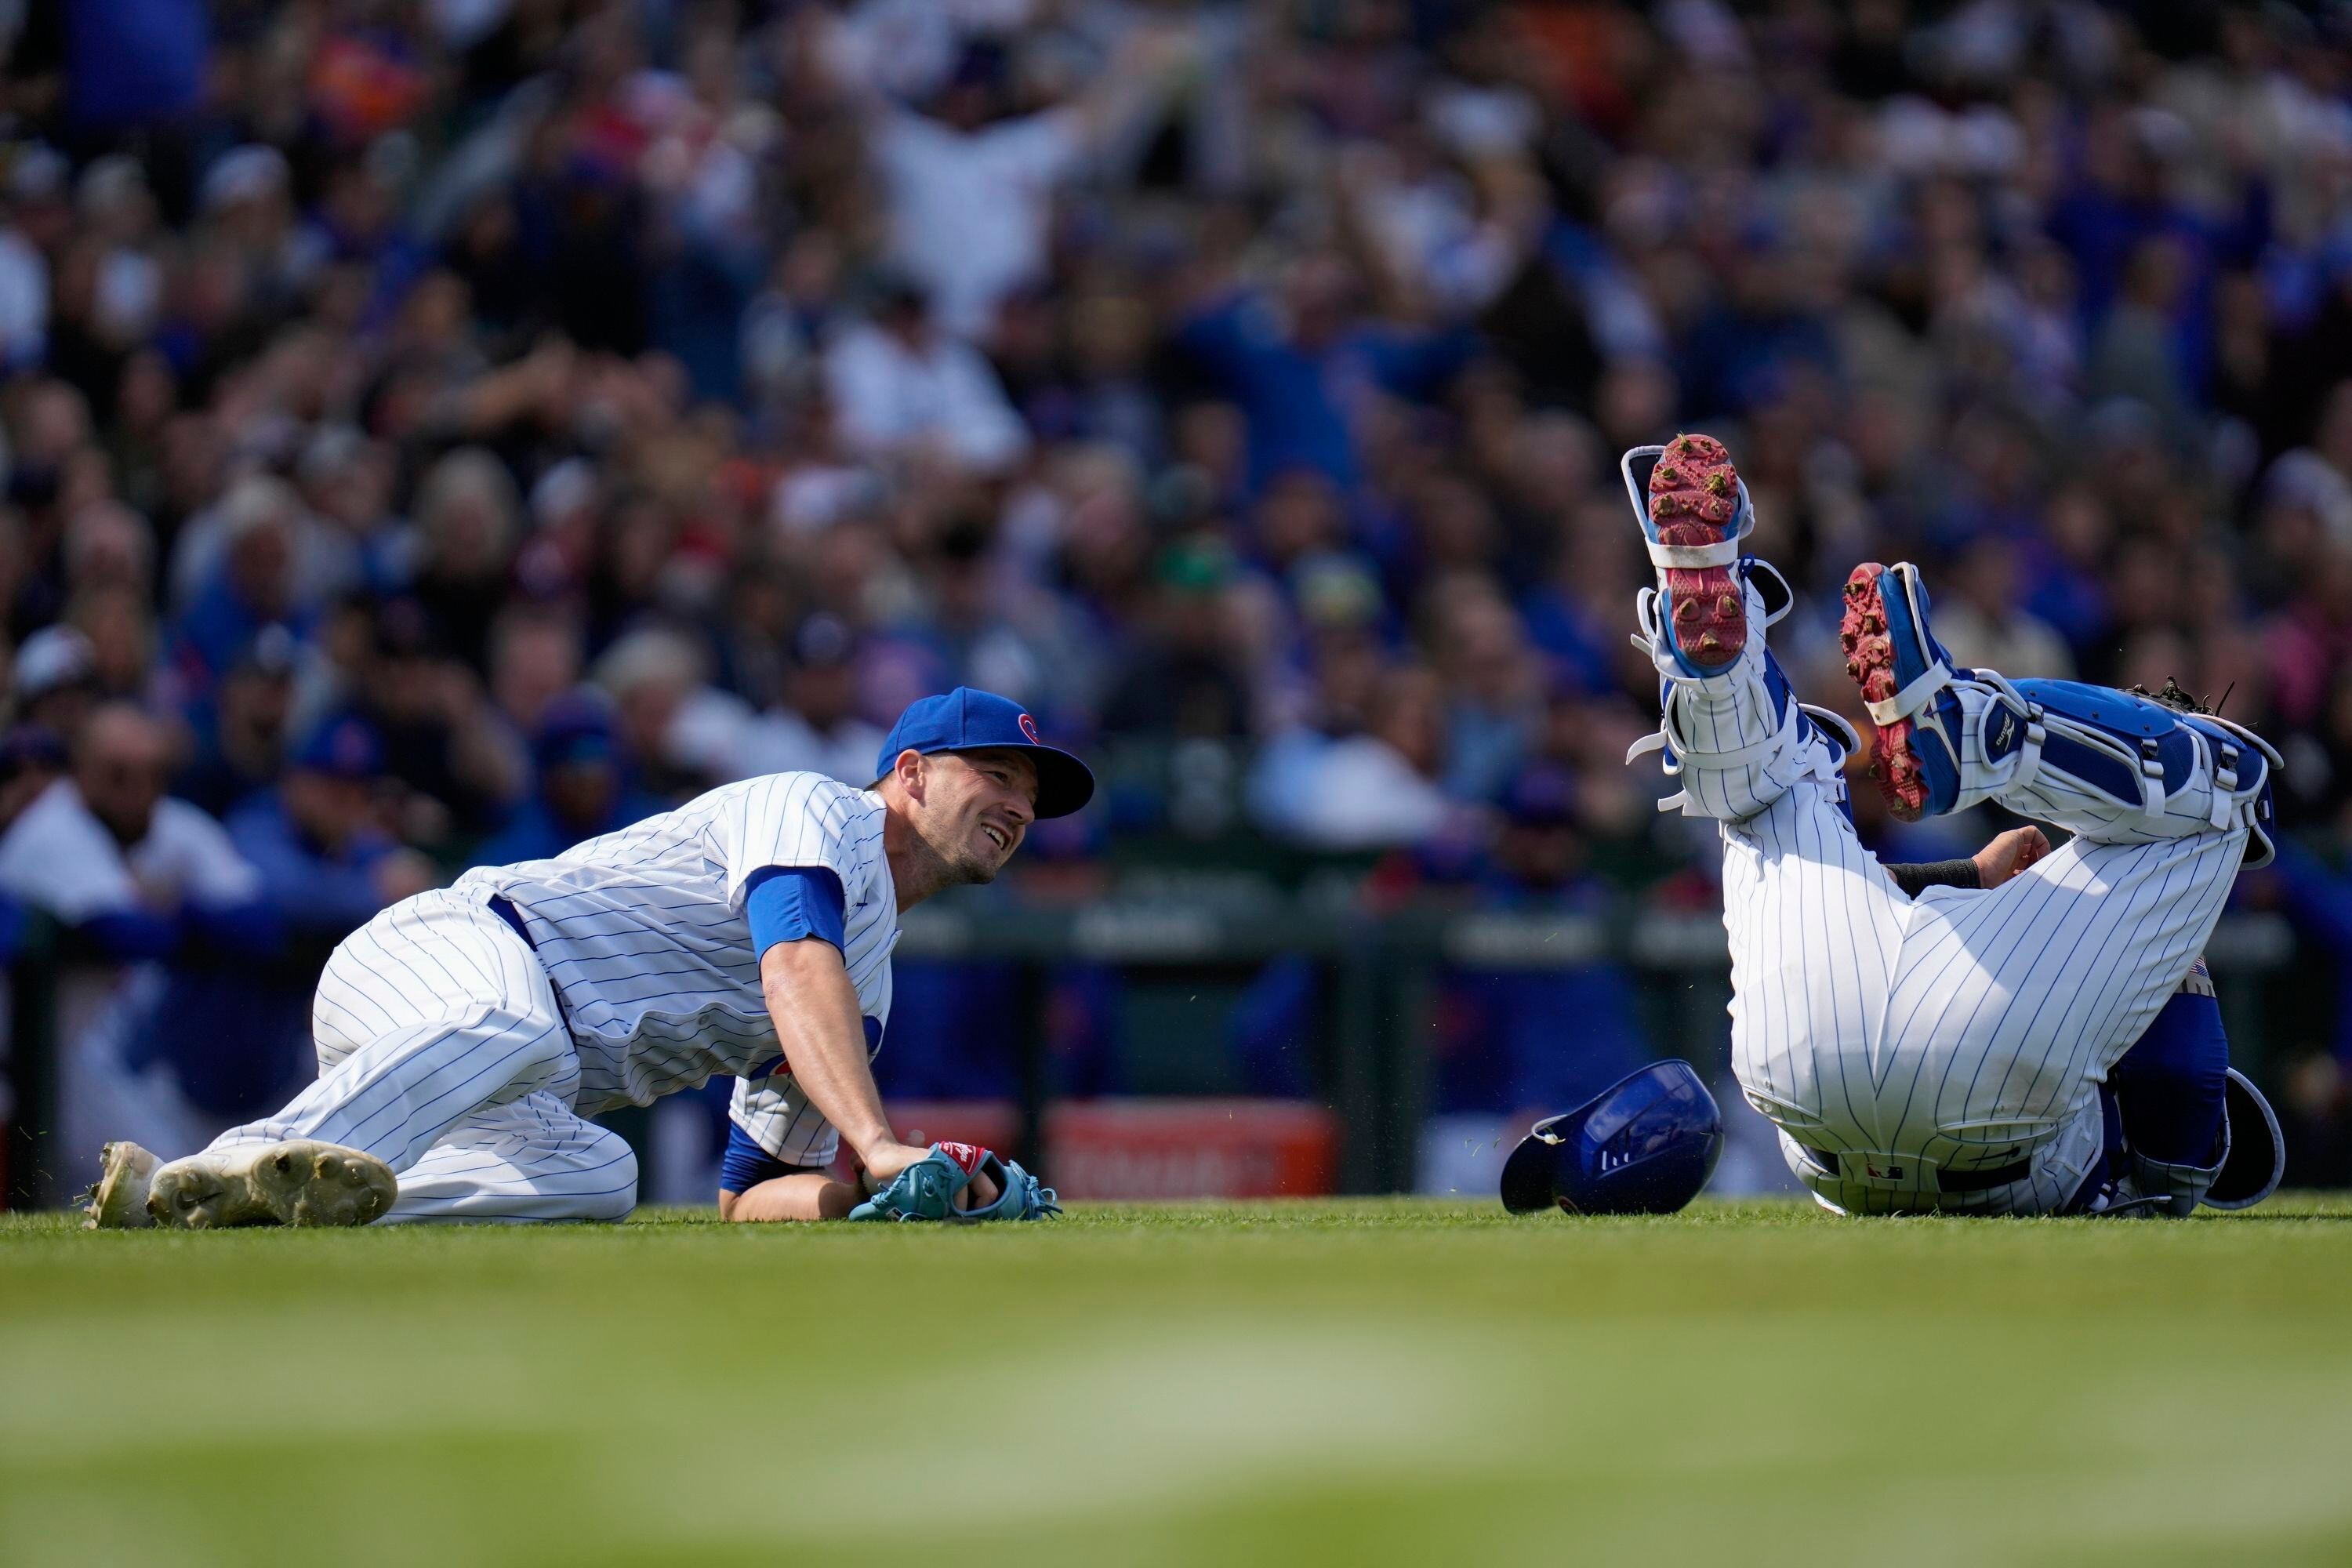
[6,0,2352,1196]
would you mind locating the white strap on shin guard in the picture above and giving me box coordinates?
[1625,682,1805,815]
[1861,659,1951,727]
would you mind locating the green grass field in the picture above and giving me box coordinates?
[5,1197,2350,1567]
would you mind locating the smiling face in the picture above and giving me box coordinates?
[896,748,1039,887]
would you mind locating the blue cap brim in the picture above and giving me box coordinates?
[940,742,1094,818]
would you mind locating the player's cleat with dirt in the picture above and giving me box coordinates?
[1622,433,1758,677]
[143,1139,397,1229]
[1839,561,1964,821]
[82,1141,162,1229]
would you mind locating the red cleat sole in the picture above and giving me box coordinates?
[1840,563,1929,822]
[1649,434,1747,670]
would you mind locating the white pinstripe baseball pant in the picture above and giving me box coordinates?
[1645,593,2256,1214]
[202,887,639,1223]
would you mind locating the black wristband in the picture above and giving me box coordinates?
[1886,857,1980,898]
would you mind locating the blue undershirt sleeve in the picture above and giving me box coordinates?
[742,865,847,960]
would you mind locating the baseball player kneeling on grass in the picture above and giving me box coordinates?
[84,688,1087,1229]
[1625,434,2285,1217]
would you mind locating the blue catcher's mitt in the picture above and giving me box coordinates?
[847,1142,1062,1223]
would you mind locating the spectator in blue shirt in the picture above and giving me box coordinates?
[1175,250,1478,496]
[474,693,664,866]
[191,713,435,1120]
[1429,766,1648,1118]
[227,712,434,946]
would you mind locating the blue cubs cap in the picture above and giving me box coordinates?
[875,687,1094,818]
[533,692,619,771]
[290,713,384,780]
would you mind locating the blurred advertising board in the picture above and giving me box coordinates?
[884,1098,1340,1199]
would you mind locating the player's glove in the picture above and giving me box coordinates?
[846,1142,1062,1223]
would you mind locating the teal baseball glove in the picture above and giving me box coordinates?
[847,1142,1062,1223]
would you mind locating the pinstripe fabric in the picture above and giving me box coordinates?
[383,1091,639,1224]
[199,774,900,1220]
[458,773,897,1127]
[1638,585,2256,1215]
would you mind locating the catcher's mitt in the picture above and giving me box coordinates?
[847,1142,1062,1223]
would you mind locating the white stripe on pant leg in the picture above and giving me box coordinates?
[382,1092,639,1224]
[205,888,579,1173]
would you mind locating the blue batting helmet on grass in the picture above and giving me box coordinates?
[1500,1060,1723,1216]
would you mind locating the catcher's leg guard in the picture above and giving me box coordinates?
[1998,681,2279,862]
[2112,964,2232,1217]
[1841,563,2278,859]
[1626,572,1857,823]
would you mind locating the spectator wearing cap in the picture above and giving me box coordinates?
[1417,765,1649,1192]
[12,623,100,741]
[0,703,270,1184]
[873,516,1063,725]
[1100,536,1254,739]
[228,713,434,928]
[1929,535,2078,684]
[175,622,298,818]
[728,614,890,786]
[474,694,665,866]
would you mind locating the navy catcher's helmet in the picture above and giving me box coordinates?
[1500,1061,1722,1215]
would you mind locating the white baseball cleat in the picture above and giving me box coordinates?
[144,1140,397,1229]
[83,1141,162,1229]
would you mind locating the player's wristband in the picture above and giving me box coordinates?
[1886,858,1980,898]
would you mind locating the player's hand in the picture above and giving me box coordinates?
[855,1139,942,1187]
[1973,826,2051,889]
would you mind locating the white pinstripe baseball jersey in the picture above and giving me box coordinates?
[452,771,898,1127]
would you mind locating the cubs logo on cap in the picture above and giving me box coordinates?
[875,687,1095,818]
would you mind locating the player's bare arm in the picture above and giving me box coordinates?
[719,938,932,1221]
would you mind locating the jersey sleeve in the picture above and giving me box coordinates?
[729,1073,842,1170]
[721,775,874,914]
[742,865,847,957]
